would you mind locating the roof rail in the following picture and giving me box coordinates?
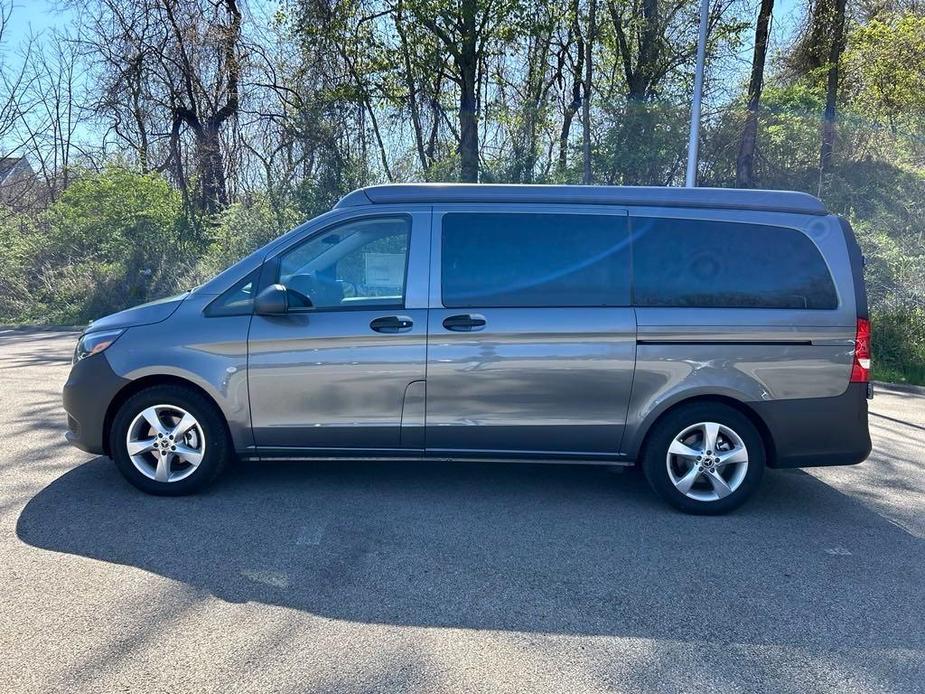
[335,183,828,216]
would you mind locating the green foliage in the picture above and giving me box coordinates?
[0,210,40,321]
[0,171,313,326]
[197,196,302,279]
[42,166,187,261]
[845,13,925,139]
[872,309,925,385]
[816,161,925,384]
[0,167,191,324]
[749,82,825,189]
[595,101,690,185]
[42,167,194,324]
[1,0,923,384]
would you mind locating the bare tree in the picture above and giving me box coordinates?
[405,0,522,182]
[736,0,774,188]
[0,0,18,149]
[607,0,693,102]
[582,0,597,184]
[0,2,38,162]
[497,1,558,182]
[70,0,243,214]
[556,0,585,177]
[394,0,445,178]
[162,0,241,212]
[17,32,89,196]
[0,2,43,212]
[819,0,848,194]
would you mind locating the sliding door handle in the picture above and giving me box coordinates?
[442,314,487,332]
[370,315,414,333]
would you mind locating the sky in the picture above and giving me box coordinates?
[4,0,69,41]
[3,0,281,40]
[0,0,809,158]
[4,0,805,46]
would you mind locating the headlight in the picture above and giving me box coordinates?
[74,329,124,363]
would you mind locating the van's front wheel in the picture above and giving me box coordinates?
[642,403,765,514]
[110,385,231,495]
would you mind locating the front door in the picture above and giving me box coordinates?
[248,210,430,457]
[425,206,637,461]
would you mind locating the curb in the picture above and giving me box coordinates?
[873,380,925,396]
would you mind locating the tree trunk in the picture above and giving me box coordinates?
[819,0,847,195]
[395,2,430,175]
[608,0,661,183]
[458,64,479,183]
[197,122,227,214]
[736,0,774,188]
[582,0,597,185]
[517,30,551,183]
[559,93,580,177]
[559,0,584,177]
[457,0,479,183]
[633,0,659,100]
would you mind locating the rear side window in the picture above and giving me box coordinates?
[632,217,838,309]
[441,212,631,307]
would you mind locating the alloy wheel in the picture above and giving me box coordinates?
[125,404,206,483]
[665,421,749,502]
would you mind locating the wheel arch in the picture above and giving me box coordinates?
[631,394,776,467]
[102,375,229,457]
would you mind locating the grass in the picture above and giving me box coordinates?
[873,363,925,386]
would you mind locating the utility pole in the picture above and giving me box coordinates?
[685,0,710,187]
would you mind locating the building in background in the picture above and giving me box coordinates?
[0,156,36,210]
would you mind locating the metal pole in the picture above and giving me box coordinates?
[685,0,710,187]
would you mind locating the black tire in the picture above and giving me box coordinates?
[641,402,765,515]
[109,384,232,495]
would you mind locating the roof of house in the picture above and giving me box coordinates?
[335,183,828,216]
[0,156,29,184]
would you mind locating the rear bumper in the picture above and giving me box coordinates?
[753,383,872,468]
[62,353,130,456]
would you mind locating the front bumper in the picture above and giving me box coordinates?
[62,353,130,455]
[753,382,872,468]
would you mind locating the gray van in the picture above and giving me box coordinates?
[62,184,872,514]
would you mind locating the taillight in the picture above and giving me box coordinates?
[850,318,871,383]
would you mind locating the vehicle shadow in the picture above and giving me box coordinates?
[16,456,925,649]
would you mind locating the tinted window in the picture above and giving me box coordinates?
[441,213,631,308]
[632,218,838,309]
[278,216,410,309]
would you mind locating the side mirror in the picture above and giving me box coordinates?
[254,284,289,315]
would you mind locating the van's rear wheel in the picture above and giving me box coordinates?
[642,403,765,514]
[110,385,231,495]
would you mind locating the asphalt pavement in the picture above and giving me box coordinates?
[1,329,923,693]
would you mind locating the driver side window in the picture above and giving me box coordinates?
[277,216,411,310]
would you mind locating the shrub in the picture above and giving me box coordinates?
[0,210,39,322]
[17,167,189,324]
[872,309,925,385]
[196,196,302,280]
[0,174,310,326]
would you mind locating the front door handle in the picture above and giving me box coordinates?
[442,314,487,332]
[370,315,414,333]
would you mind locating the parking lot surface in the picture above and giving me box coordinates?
[1,330,923,693]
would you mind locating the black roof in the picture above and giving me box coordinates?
[335,183,828,215]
